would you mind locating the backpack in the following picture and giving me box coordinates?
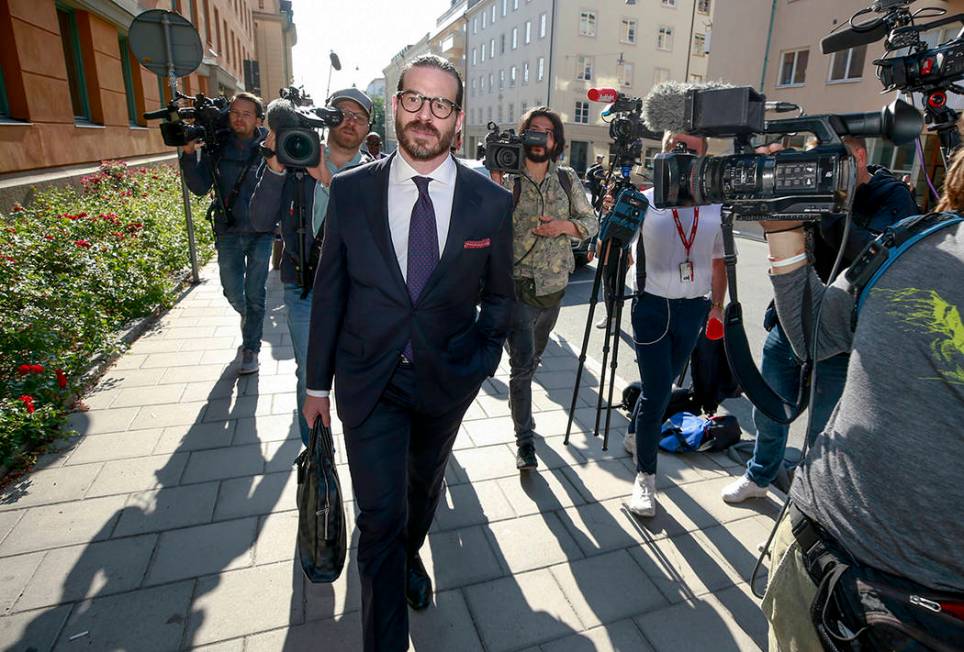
[658,412,742,453]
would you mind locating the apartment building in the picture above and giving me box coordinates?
[464,0,715,175]
[708,0,964,207]
[0,0,294,176]
[252,0,296,100]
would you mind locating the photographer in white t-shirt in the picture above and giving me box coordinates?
[607,131,727,517]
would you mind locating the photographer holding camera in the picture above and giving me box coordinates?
[490,107,598,471]
[759,142,963,650]
[179,92,272,375]
[721,135,919,504]
[249,87,372,445]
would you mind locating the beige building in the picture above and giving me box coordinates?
[707,0,964,208]
[252,0,296,100]
[464,0,715,175]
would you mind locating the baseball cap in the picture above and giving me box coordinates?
[327,88,373,117]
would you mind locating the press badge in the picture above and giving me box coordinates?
[679,261,694,283]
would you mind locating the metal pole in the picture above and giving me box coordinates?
[162,13,200,284]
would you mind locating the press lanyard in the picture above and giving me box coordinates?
[671,207,699,261]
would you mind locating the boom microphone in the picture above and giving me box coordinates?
[643,80,734,133]
[820,19,889,54]
[265,97,302,132]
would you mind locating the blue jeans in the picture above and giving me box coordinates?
[215,233,273,353]
[283,283,312,446]
[631,292,710,475]
[747,325,850,487]
[506,298,562,447]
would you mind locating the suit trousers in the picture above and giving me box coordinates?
[344,362,474,652]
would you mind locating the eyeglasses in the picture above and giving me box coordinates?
[228,110,257,120]
[395,91,460,119]
[338,109,369,124]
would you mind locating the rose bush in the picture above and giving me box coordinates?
[0,160,214,469]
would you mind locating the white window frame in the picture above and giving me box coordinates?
[575,100,589,124]
[539,13,547,38]
[662,0,677,7]
[523,60,529,83]
[576,55,593,81]
[777,48,809,87]
[472,48,478,65]
[482,11,487,29]
[490,38,495,59]
[578,10,596,37]
[473,17,478,34]
[481,44,486,62]
[657,25,673,51]
[499,68,505,89]
[697,0,711,15]
[538,56,545,81]
[828,45,866,83]
[502,0,507,17]
[621,18,637,45]
[618,62,634,87]
[512,27,518,49]
[693,33,706,57]
[510,65,517,86]
[525,20,531,44]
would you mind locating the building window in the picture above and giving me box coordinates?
[512,27,518,49]
[689,73,704,82]
[472,48,478,65]
[500,33,505,54]
[473,16,478,33]
[574,100,589,124]
[576,55,592,81]
[482,10,487,29]
[521,101,527,114]
[489,72,494,91]
[621,19,637,44]
[481,44,486,62]
[662,0,677,6]
[508,102,514,121]
[698,0,711,14]
[579,11,596,37]
[657,26,674,51]
[499,68,504,89]
[510,65,517,86]
[693,33,706,57]
[491,4,496,23]
[523,61,529,83]
[643,146,660,170]
[57,6,91,122]
[538,57,545,81]
[654,67,670,84]
[829,45,866,82]
[618,62,634,88]
[778,48,809,86]
[471,77,477,96]
[502,0,507,16]
[481,74,486,91]
[525,20,531,43]
[118,35,141,126]
[539,13,547,38]
[498,104,503,123]
[869,138,915,176]
[490,38,495,58]
[513,0,518,9]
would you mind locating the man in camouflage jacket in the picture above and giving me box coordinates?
[492,107,598,471]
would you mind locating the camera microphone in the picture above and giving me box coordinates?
[587,88,620,103]
[265,97,303,132]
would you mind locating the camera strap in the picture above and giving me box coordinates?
[511,169,575,267]
[220,144,262,218]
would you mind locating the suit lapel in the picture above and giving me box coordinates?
[418,161,481,303]
[365,153,409,300]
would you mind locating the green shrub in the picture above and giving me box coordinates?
[0,160,214,469]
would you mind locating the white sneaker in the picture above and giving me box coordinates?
[628,472,657,517]
[721,475,769,504]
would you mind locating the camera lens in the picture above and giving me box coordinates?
[283,134,313,162]
[495,147,519,170]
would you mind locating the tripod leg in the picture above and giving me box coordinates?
[602,248,629,451]
[564,242,608,446]
[594,243,619,438]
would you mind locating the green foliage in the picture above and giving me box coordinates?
[370,95,386,140]
[0,160,214,469]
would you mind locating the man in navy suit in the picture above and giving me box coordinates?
[303,54,514,651]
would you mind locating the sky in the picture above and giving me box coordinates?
[289,0,453,102]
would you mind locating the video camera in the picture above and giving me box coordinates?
[588,88,661,168]
[267,86,344,169]
[821,0,964,159]
[476,121,548,174]
[144,91,231,154]
[650,85,923,220]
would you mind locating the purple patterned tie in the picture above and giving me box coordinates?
[403,176,439,361]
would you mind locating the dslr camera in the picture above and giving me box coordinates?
[477,121,548,174]
[271,86,344,169]
[144,91,231,155]
[652,86,923,220]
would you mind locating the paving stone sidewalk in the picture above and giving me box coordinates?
[0,264,783,651]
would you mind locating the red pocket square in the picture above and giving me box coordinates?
[463,238,491,249]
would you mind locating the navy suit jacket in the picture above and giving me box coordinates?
[305,154,515,428]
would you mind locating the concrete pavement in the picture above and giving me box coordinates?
[0,262,783,651]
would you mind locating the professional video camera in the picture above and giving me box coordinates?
[648,84,923,220]
[265,86,344,169]
[144,91,231,153]
[476,121,548,174]
[821,0,964,160]
[587,88,660,168]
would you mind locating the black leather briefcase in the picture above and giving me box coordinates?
[295,421,347,583]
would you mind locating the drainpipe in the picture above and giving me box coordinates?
[683,0,698,81]
[546,0,556,107]
[759,0,778,92]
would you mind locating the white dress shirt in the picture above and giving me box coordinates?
[306,152,458,399]
[388,151,457,280]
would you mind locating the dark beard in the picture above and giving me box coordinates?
[397,116,455,160]
[525,146,549,163]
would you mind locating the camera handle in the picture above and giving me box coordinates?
[922,92,962,168]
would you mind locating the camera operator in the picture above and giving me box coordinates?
[759,144,963,650]
[609,130,727,517]
[491,107,598,471]
[722,135,919,504]
[249,87,372,445]
[179,92,272,375]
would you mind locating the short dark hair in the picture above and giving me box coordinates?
[518,107,565,162]
[397,54,463,110]
[230,92,264,118]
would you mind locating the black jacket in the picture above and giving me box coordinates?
[249,166,318,285]
[305,154,515,428]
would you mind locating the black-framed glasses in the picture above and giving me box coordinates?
[395,91,460,119]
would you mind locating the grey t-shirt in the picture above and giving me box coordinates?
[771,222,963,591]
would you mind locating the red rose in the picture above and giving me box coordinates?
[74,240,91,249]
[30,364,44,374]
[4,227,15,233]
[56,369,68,389]
[17,364,31,375]
[11,203,24,212]
[113,231,125,239]
[44,234,55,241]
[0,255,14,263]
[19,395,35,414]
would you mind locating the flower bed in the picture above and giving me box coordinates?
[0,160,214,469]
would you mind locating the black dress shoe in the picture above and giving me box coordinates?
[406,555,432,610]
[516,443,538,471]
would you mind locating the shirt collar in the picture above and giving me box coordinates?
[392,150,457,188]
[325,147,364,174]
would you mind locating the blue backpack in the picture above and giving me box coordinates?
[658,413,742,453]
